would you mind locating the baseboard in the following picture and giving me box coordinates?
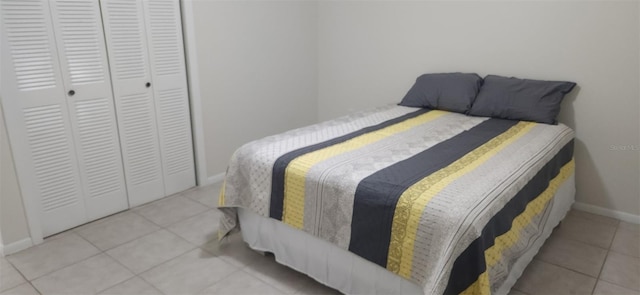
[573,202,640,224]
[1,238,33,256]
[203,172,225,186]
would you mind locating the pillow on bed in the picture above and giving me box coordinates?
[468,75,576,125]
[398,72,483,113]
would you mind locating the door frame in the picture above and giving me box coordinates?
[181,0,210,187]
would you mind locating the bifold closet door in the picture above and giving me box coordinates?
[100,0,165,207]
[1,0,129,236]
[0,0,120,237]
[49,0,128,220]
[142,0,195,195]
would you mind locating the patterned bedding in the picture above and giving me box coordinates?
[218,105,574,294]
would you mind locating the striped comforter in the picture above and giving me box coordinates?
[218,105,574,294]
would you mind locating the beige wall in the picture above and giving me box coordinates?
[317,1,640,215]
[0,104,31,246]
[192,0,319,176]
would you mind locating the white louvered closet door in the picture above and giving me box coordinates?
[100,0,165,206]
[49,0,128,220]
[142,0,195,195]
[0,0,86,236]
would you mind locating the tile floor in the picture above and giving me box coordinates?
[1,182,638,295]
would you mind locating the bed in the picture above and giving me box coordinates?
[218,104,575,295]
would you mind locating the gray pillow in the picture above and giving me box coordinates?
[469,75,576,124]
[398,73,483,113]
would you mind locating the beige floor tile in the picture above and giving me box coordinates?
[99,277,162,295]
[75,211,160,251]
[536,235,607,277]
[106,229,195,274]
[243,256,310,294]
[32,254,133,295]
[619,222,640,233]
[182,183,221,208]
[593,280,638,295]
[0,283,39,295]
[507,289,527,295]
[199,269,281,295]
[140,249,237,295]
[0,258,25,292]
[167,210,221,246]
[554,214,617,248]
[512,260,596,295]
[294,278,341,295]
[7,233,100,280]
[201,232,269,268]
[600,252,640,291]
[610,227,640,258]
[134,196,208,227]
[568,210,620,227]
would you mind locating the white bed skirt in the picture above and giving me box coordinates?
[237,174,575,295]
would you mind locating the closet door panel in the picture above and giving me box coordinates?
[143,0,195,195]
[100,0,164,206]
[0,0,86,237]
[50,0,129,219]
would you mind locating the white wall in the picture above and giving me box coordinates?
[191,0,318,177]
[0,104,31,246]
[317,1,640,216]
[1,0,638,248]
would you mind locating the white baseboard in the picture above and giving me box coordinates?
[0,238,33,256]
[573,202,640,224]
[203,172,225,186]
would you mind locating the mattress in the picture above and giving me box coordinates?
[218,105,575,294]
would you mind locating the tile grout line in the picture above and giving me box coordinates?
[25,251,104,289]
[608,226,640,258]
[534,256,602,280]
[594,248,640,292]
[132,195,211,229]
[235,260,304,295]
[183,185,221,208]
[551,234,612,251]
[6,231,104,283]
[69,229,144,294]
[0,280,42,295]
[591,249,610,294]
[132,246,220,294]
[533,232,616,280]
[29,280,42,295]
[4,255,32,291]
[191,266,244,295]
[588,221,621,294]
[3,185,221,295]
[102,231,197,276]
[569,211,621,228]
[99,226,185,278]
[46,196,210,292]
[135,275,168,295]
